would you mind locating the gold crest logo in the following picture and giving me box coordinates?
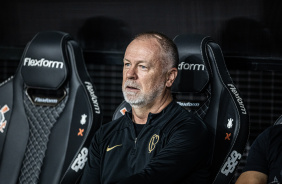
[148,134,159,153]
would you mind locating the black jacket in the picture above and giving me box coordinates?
[80,101,211,184]
[243,124,282,183]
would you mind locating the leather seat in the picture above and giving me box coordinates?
[172,34,249,183]
[0,31,102,184]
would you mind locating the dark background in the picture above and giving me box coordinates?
[1,0,282,183]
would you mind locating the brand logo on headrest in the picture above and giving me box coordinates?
[24,58,64,69]
[177,101,200,107]
[178,62,205,71]
[34,97,58,104]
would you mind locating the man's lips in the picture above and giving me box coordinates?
[126,86,140,91]
[124,80,141,92]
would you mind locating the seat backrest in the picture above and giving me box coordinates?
[172,34,249,183]
[0,31,102,184]
[112,34,249,184]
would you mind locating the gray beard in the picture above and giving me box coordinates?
[122,80,165,108]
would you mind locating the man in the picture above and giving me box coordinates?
[235,124,282,184]
[80,32,210,184]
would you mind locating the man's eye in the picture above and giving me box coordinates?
[124,63,130,67]
[139,65,147,69]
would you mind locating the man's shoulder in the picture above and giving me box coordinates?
[174,102,206,126]
[258,124,282,140]
[163,101,208,133]
[264,124,282,144]
[96,116,130,141]
[250,124,282,153]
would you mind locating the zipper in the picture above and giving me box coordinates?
[130,115,151,152]
[134,137,137,149]
[133,123,148,150]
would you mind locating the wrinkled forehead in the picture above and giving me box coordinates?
[129,37,161,51]
[124,38,162,63]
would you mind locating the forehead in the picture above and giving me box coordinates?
[124,38,162,62]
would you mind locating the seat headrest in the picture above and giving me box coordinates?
[172,35,212,93]
[20,31,70,90]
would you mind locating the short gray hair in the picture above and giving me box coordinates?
[133,31,179,71]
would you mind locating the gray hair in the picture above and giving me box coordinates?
[133,31,179,71]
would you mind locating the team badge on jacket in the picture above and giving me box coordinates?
[148,134,159,153]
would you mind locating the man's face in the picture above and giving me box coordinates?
[122,38,167,108]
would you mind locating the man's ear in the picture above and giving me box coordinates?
[166,68,178,88]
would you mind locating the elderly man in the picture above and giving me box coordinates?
[80,32,210,184]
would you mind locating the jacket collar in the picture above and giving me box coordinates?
[124,100,178,126]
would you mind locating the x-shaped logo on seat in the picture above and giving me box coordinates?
[78,128,84,136]
[225,133,231,140]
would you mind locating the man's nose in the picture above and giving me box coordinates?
[126,67,137,80]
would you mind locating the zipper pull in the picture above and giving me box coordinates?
[134,138,138,149]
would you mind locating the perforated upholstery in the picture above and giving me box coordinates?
[112,34,249,184]
[0,31,102,184]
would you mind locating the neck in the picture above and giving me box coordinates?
[132,90,173,124]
